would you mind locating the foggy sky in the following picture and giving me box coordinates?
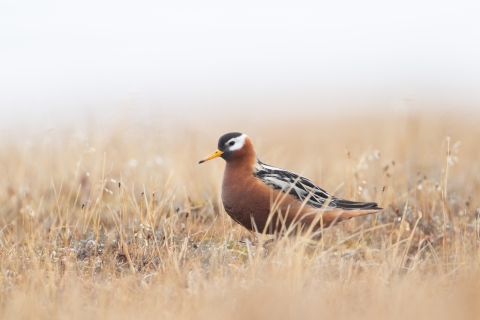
[1,0,479,127]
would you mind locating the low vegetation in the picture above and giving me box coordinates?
[0,111,479,319]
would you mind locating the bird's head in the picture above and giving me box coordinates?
[199,132,250,164]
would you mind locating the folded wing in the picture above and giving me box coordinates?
[255,160,382,211]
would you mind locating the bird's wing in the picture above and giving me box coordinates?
[255,160,382,211]
[255,160,336,209]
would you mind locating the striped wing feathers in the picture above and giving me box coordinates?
[255,160,381,211]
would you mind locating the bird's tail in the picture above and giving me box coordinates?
[300,201,382,229]
[334,199,383,211]
[314,207,380,228]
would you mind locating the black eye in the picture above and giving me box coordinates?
[229,141,235,146]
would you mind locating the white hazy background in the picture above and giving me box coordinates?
[1,0,479,128]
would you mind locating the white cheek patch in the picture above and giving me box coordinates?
[226,134,247,151]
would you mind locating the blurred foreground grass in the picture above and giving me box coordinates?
[0,111,479,319]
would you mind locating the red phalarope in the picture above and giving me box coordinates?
[199,132,382,234]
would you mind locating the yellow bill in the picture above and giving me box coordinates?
[198,149,224,164]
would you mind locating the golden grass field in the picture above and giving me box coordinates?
[1,110,479,319]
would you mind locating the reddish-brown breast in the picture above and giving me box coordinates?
[220,137,304,233]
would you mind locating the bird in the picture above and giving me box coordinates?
[199,132,382,235]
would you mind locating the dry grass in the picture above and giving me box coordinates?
[1,110,480,319]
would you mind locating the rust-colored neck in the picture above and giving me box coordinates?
[225,136,256,166]
[223,136,257,180]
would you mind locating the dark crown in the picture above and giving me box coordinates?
[217,132,243,150]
